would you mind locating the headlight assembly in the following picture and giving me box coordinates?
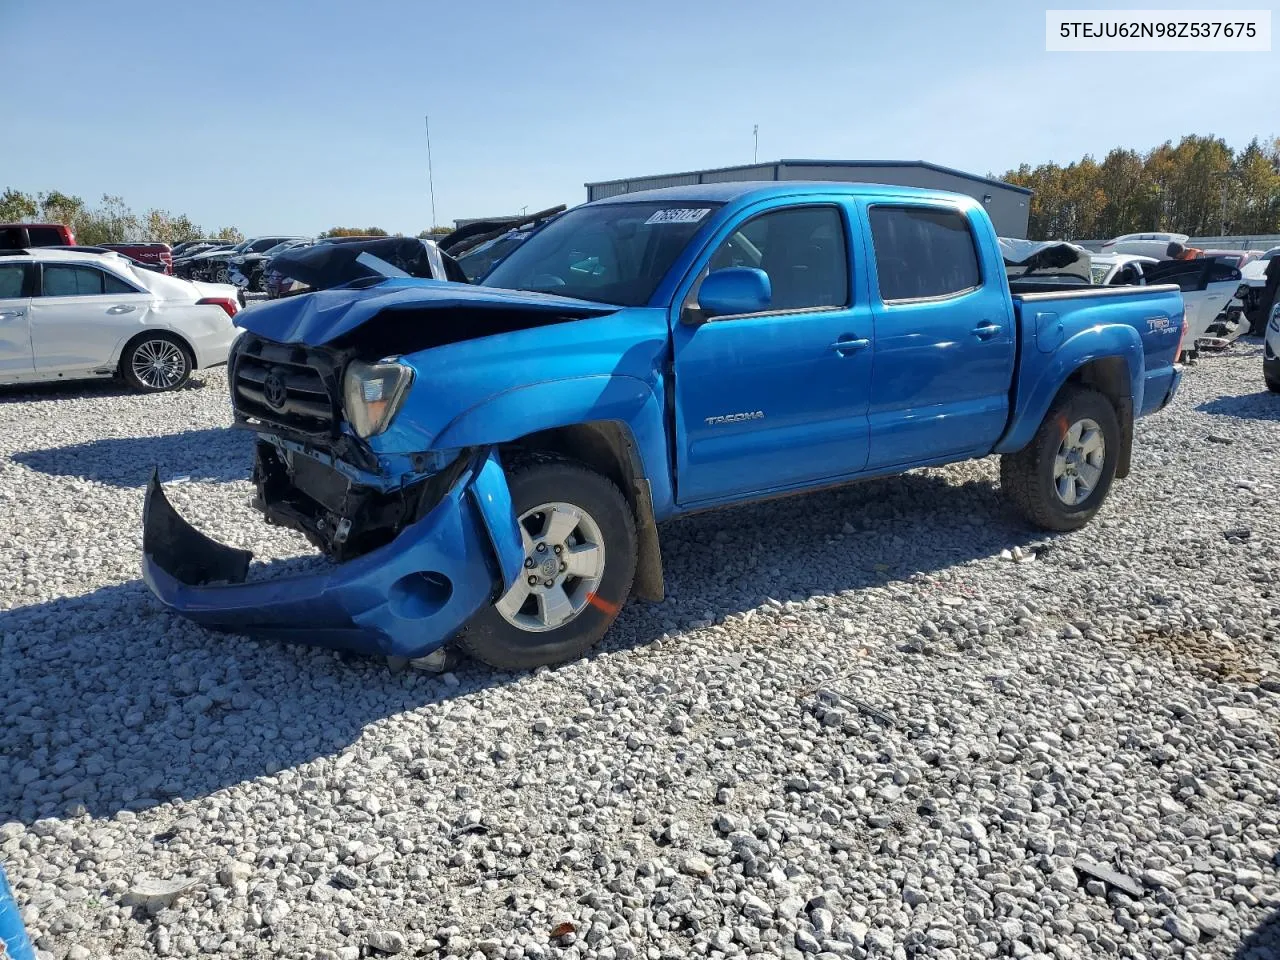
[343,360,414,438]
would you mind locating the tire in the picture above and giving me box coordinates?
[1000,386,1120,532]
[121,332,193,392]
[457,455,637,670]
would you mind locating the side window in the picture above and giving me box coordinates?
[0,264,27,298]
[702,206,849,314]
[1142,260,1207,293]
[0,227,27,250]
[102,271,138,294]
[42,265,110,296]
[868,206,981,301]
[1206,259,1241,284]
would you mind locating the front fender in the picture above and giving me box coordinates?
[432,375,675,515]
[996,324,1143,454]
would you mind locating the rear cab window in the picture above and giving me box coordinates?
[868,206,982,301]
[28,226,66,246]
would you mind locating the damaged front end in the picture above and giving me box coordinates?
[143,447,524,659]
[141,278,619,658]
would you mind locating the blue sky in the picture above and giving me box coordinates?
[2,0,1275,235]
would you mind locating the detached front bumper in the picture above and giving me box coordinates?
[142,450,525,659]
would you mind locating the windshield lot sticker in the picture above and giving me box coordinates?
[645,208,712,225]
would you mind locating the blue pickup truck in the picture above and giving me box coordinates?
[143,182,1185,669]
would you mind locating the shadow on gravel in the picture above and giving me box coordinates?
[1237,908,1280,959]
[1196,392,1280,421]
[11,427,251,487]
[0,467,1047,825]
[0,376,211,405]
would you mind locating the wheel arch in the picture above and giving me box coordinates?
[503,420,664,603]
[115,327,200,374]
[997,327,1142,479]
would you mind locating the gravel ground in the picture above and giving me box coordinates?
[1,343,1279,960]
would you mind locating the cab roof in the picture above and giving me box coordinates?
[586,180,975,207]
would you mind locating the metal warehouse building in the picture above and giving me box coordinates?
[585,160,1033,238]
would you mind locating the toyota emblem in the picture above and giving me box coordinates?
[262,370,287,410]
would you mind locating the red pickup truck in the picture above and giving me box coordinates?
[100,242,174,274]
[0,227,173,274]
[0,222,75,247]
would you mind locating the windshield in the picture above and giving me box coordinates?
[482,201,723,306]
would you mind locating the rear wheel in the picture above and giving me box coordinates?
[1000,386,1120,532]
[457,456,636,670]
[121,332,192,392]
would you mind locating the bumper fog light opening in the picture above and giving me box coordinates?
[388,571,453,620]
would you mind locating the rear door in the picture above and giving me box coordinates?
[0,261,34,376]
[861,201,1016,470]
[29,263,153,374]
[1141,260,1221,340]
[671,199,875,503]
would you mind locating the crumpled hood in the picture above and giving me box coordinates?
[234,278,620,346]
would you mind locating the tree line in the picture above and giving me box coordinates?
[0,188,454,246]
[999,134,1280,241]
[0,188,244,246]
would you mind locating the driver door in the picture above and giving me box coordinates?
[0,261,34,376]
[670,201,874,504]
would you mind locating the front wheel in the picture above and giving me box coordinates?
[457,455,637,670]
[1000,386,1120,532]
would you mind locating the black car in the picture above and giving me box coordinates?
[437,205,565,281]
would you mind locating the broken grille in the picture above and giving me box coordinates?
[232,336,341,437]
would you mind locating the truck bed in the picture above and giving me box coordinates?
[997,281,1185,457]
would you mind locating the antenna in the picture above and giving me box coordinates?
[753,124,758,164]
[424,115,438,228]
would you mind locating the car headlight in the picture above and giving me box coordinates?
[1270,304,1280,333]
[343,360,414,438]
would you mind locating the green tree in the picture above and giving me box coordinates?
[212,226,245,243]
[0,188,38,222]
[319,226,389,238]
[73,194,139,245]
[37,190,85,227]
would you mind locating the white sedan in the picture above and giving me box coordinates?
[0,248,242,392]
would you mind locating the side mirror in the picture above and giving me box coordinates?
[697,267,771,319]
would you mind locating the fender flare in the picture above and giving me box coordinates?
[996,325,1144,459]
[433,375,671,602]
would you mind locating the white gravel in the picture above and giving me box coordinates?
[1,344,1279,960]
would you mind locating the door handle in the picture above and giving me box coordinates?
[831,337,870,356]
[106,304,137,315]
[0,309,25,319]
[972,321,1003,340]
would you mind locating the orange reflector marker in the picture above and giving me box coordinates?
[586,593,619,616]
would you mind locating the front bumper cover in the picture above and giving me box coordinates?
[142,449,525,659]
